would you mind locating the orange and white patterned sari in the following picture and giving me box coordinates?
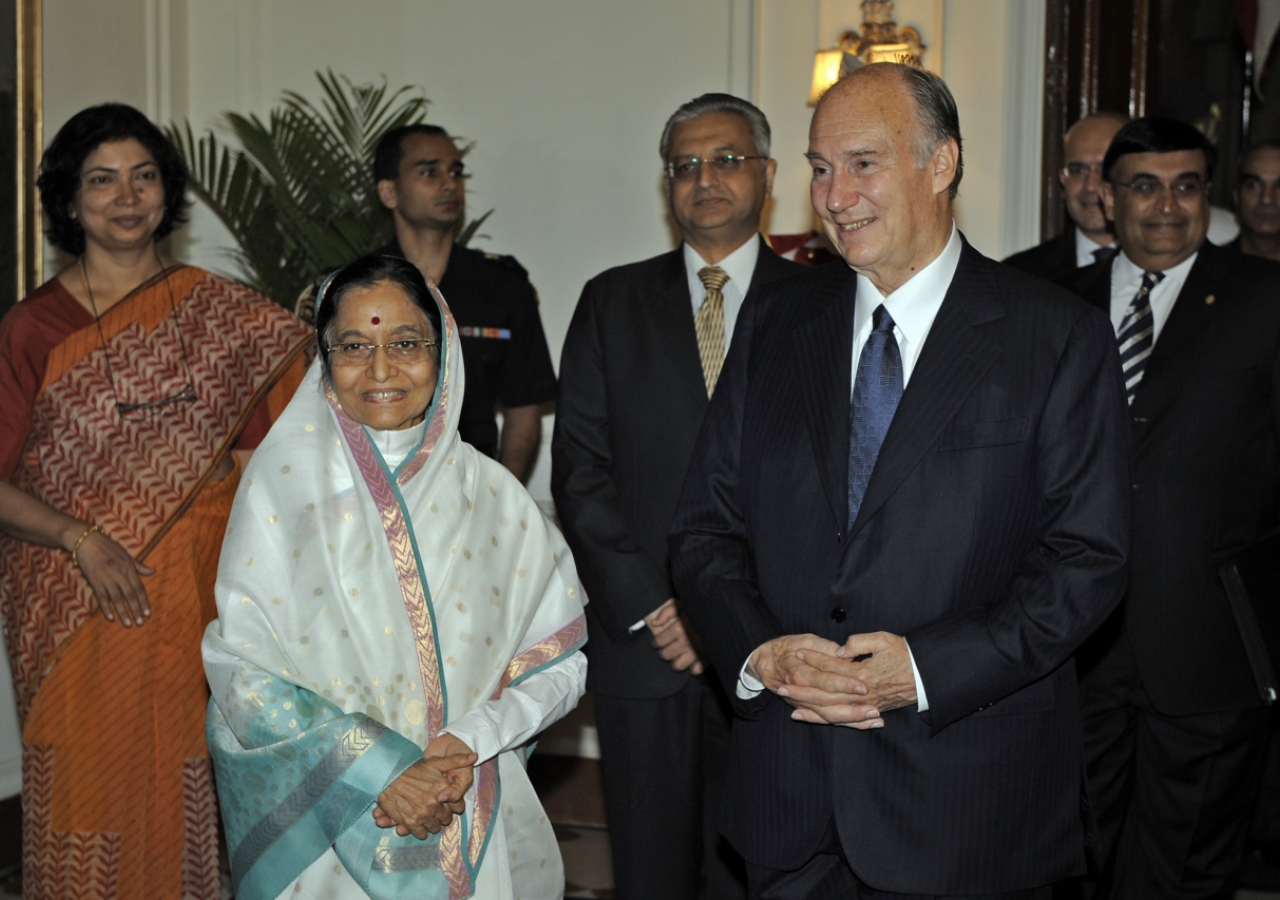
[0,266,312,900]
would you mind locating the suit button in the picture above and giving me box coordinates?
[830,607,846,623]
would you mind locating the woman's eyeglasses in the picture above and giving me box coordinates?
[326,339,438,367]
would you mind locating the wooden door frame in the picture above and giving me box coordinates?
[1040,0,1152,241]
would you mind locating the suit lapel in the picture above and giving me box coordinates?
[752,236,799,283]
[1128,246,1218,429]
[1053,228,1078,273]
[850,245,1004,537]
[1139,247,1216,385]
[651,250,710,409]
[795,266,856,530]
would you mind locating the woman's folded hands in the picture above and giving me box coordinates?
[373,732,477,839]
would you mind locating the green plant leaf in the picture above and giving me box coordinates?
[169,71,489,310]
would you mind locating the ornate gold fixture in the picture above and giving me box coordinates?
[809,0,926,106]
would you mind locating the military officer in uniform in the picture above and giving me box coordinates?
[373,124,557,482]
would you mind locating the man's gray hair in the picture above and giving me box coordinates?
[659,93,771,162]
[896,66,964,199]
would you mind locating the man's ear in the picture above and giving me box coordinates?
[763,157,778,199]
[1101,182,1116,222]
[376,179,398,211]
[931,138,959,196]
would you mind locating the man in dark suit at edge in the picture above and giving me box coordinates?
[1060,117,1280,899]
[551,94,803,899]
[668,63,1131,899]
[1004,112,1128,280]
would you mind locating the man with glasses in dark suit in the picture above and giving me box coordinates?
[1005,112,1128,281]
[552,93,802,900]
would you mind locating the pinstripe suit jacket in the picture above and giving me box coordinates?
[668,238,1132,892]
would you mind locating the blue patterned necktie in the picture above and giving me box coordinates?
[1117,271,1163,405]
[848,305,904,527]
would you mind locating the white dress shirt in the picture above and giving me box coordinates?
[683,236,761,354]
[1109,249,1197,343]
[1076,229,1115,268]
[739,225,964,712]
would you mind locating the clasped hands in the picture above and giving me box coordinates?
[747,632,917,729]
[373,732,477,839]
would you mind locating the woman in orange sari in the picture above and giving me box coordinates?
[0,103,312,900]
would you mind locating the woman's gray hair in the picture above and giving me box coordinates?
[659,93,771,162]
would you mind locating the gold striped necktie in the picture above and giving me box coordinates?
[696,266,729,397]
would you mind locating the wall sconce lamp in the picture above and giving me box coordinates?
[809,0,927,106]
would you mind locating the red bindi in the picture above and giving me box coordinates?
[371,316,380,325]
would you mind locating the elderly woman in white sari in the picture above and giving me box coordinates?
[202,255,587,900]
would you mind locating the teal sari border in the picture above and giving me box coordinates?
[215,705,423,900]
[464,775,501,883]
[336,812,449,899]
[364,429,449,729]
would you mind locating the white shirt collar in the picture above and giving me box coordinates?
[1109,248,1198,344]
[853,222,962,369]
[1075,228,1114,268]
[1113,247,1197,287]
[683,236,760,299]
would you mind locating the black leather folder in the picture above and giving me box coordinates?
[1219,529,1280,705]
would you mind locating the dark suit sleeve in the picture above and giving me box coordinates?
[551,279,671,640]
[667,287,788,715]
[1272,325,1280,523]
[907,304,1131,731]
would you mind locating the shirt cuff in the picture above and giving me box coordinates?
[737,656,765,700]
[904,638,929,712]
[441,718,499,765]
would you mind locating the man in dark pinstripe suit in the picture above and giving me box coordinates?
[669,63,1131,899]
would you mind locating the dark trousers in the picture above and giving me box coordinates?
[1079,630,1269,899]
[745,820,1053,900]
[593,674,746,900]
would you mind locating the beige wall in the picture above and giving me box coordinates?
[41,0,1044,348]
[1,0,1046,795]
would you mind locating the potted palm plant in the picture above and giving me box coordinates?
[167,70,490,316]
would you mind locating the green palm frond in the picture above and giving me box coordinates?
[166,70,490,311]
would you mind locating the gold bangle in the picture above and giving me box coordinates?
[70,524,104,570]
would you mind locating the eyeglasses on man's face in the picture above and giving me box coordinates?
[1061,162,1104,182]
[1111,176,1207,199]
[1239,174,1280,197]
[665,154,764,182]
[327,339,438,367]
